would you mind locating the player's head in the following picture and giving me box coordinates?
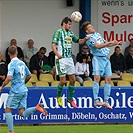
[61,17,72,31]
[8,45,18,57]
[81,21,95,34]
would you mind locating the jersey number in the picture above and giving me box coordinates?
[18,65,25,78]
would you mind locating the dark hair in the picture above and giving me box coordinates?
[80,21,91,33]
[79,54,87,63]
[115,46,120,51]
[130,38,133,41]
[39,47,46,52]
[61,17,72,26]
[8,45,17,55]
[82,44,88,48]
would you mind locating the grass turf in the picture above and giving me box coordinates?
[0,124,133,133]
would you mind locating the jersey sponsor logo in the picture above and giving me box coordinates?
[64,36,72,43]
[97,38,103,44]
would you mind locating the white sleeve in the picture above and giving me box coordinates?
[75,62,84,75]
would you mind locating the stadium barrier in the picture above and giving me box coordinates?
[0,86,133,124]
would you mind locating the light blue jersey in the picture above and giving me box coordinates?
[7,57,31,93]
[86,32,112,77]
[86,32,110,56]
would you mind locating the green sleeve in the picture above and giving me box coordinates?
[52,29,61,44]
[72,33,79,43]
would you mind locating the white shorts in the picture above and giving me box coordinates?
[55,57,75,76]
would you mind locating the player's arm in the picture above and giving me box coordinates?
[51,43,62,59]
[78,36,90,44]
[0,76,12,91]
[25,74,31,84]
[94,40,122,49]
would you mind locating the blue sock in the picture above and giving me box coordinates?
[22,107,36,117]
[104,83,111,101]
[5,112,14,132]
[93,82,99,100]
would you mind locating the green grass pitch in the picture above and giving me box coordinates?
[1,124,133,133]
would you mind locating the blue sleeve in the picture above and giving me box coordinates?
[86,37,96,49]
[25,65,31,76]
[7,63,14,77]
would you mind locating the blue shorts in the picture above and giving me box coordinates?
[92,56,112,77]
[6,91,28,109]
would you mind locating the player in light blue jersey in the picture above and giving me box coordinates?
[0,45,48,133]
[81,21,122,110]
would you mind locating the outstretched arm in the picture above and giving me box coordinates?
[95,40,122,49]
[78,36,90,44]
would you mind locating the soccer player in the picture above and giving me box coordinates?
[80,21,122,110]
[51,17,89,108]
[0,45,48,133]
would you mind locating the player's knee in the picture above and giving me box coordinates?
[18,108,25,117]
[94,77,100,82]
[18,111,23,116]
[70,78,76,84]
[105,77,111,84]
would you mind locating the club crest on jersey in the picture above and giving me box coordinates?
[64,36,72,43]
[8,72,11,75]
[90,41,95,44]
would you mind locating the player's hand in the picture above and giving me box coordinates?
[85,36,91,40]
[0,86,3,92]
[118,41,122,45]
[111,40,118,44]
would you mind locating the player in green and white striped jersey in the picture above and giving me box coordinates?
[51,17,89,108]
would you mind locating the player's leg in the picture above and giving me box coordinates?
[92,57,104,107]
[103,59,112,110]
[19,92,48,117]
[93,75,104,106]
[66,58,77,108]
[20,105,48,117]
[5,108,14,133]
[67,74,77,108]
[5,92,18,133]
[103,76,112,110]
[56,76,66,106]
[55,58,66,106]
[103,58,112,110]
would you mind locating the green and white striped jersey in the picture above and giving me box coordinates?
[52,28,79,58]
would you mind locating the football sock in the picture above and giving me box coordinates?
[57,83,63,97]
[22,107,36,117]
[93,82,99,100]
[5,112,14,132]
[104,83,111,101]
[68,84,74,101]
